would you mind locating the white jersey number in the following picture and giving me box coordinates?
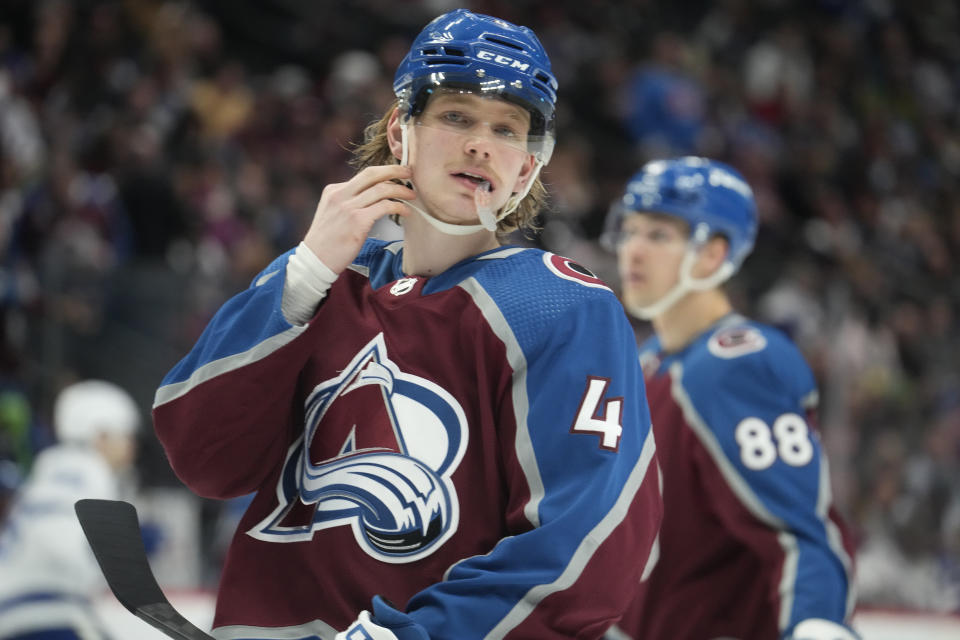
[734,413,814,470]
[571,376,623,451]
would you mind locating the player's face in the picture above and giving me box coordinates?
[616,212,690,311]
[96,432,138,471]
[406,92,537,225]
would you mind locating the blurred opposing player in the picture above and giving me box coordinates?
[0,380,140,640]
[605,157,858,640]
[153,9,661,640]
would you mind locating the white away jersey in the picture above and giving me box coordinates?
[0,445,118,638]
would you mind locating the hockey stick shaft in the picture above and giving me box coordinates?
[75,498,215,640]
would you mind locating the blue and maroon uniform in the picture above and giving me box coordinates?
[154,239,662,640]
[610,314,856,640]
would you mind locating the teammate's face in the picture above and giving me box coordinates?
[402,92,537,225]
[616,212,690,311]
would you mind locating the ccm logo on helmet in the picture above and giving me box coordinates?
[477,50,530,71]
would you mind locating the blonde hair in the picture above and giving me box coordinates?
[349,100,547,236]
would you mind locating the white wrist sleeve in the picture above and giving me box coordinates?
[282,242,338,325]
[790,618,859,640]
[334,610,400,640]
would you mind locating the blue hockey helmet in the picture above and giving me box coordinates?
[612,156,758,272]
[393,9,558,165]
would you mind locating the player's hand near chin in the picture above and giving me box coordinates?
[303,164,415,274]
[334,596,430,640]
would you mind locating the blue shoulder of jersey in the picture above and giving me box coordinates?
[681,319,817,426]
[674,318,829,537]
[467,248,626,351]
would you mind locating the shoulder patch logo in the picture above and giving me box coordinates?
[707,325,767,359]
[543,253,612,291]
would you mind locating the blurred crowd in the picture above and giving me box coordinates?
[0,0,958,612]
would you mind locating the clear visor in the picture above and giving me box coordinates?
[600,201,631,252]
[600,202,695,252]
[403,87,555,165]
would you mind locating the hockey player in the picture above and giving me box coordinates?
[0,379,140,640]
[604,156,858,640]
[153,9,662,640]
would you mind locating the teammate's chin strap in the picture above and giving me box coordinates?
[625,224,736,320]
[398,119,543,236]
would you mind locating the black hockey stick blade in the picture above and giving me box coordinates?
[75,498,215,640]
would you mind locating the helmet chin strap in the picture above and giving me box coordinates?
[398,120,542,236]
[626,241,736,320]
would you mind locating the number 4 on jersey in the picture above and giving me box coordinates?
[571,376,623,451]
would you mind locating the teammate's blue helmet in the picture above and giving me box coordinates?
[393,9,558,164]
[614,156,758,272]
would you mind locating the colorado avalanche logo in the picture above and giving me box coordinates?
[248,333,468,563]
